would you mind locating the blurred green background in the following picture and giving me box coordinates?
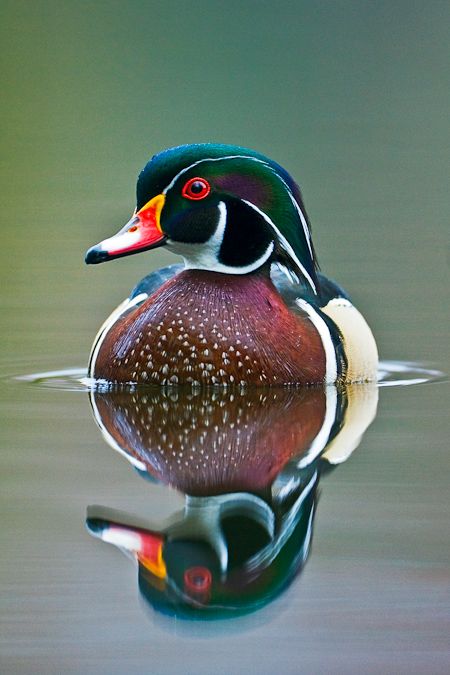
[1,0,449,375]
[1,3,449,672]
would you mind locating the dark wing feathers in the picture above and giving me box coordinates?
[271,266,350,309]
[129,264,184,300]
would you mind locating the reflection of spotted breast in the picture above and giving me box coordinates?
[91,269,333,386]
[92,388,328,495]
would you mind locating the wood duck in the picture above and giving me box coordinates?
[85,144,378,386]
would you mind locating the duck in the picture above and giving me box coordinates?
[85,143,378,386]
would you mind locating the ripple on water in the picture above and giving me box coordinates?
[12,361,446,392]
[15,368,91,392]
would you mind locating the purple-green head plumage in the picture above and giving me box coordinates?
[89,143,319,293]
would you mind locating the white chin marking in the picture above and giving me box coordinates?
[170,201,274,275]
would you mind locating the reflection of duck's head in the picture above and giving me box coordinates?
[87,383,379,620]
[87,466,318,619]
[90,386,340,495]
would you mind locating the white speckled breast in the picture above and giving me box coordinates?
[93,269,326,386]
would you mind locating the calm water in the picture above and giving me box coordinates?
[1,2,449,673]
[2,367,448,674]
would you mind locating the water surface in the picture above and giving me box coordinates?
[2,365,448,673]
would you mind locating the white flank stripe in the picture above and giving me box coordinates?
[88,293,148,377]
[327,297,352,308]
[296,298,337,382]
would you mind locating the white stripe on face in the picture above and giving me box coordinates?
[172,201,274,275]
[274,173,314,259]
[162,155,313,252]
[162,154,314,260]
[242,200,317,293]
[162,155,317,280]
[162,154,271,194]
[247,470,317,571]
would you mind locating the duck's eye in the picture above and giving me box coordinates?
[182,177,211,200]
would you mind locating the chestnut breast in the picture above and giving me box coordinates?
[93,269,326,385]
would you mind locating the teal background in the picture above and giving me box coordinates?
[1,2,449,673]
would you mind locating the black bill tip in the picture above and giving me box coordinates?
[85,246,110,264]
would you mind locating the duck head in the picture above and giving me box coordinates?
[85,143,319,292]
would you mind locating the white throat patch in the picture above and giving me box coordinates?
[168,201,274,275]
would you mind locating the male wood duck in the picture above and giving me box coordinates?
[85,143,378,386]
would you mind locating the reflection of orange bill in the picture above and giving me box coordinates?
[100,522,167,578]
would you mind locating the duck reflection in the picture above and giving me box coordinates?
[86,384,378,619]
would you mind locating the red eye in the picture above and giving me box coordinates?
[182,177,211,200]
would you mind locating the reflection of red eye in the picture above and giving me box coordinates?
[182,177,211,200]
[184,566,212,593]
